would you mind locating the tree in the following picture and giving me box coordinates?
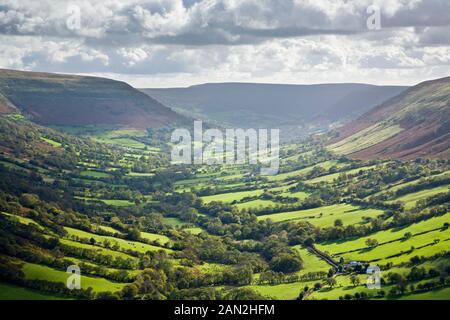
[334,219,343,227]
[19,193,40,208]
[95,292,120,300]
[121,284,139,299]
[222,288,266,300]
[126,228,141,241]
[365,238,379,248]
[314,282,322,291]
[403,232,412,240]
[270,252,303,273]
[350,275,360,287]
[326,277,337,288]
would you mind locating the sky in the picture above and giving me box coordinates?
[0,0,450,88]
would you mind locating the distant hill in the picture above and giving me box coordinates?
[0,69,185,128]
[328,76,450,160]
[142,83,407,135]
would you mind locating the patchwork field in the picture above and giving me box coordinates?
[257,204,385,227]
[64,227,172,253]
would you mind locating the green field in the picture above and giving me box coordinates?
[328,123,403,155]
[0,282,70,300]
[248,280,317,300]
[293,246,330,274]
[95,225,123,235]
[235,199,279,210]
[267,160,345,182]
[388,185,450,209]
[163,217,187,227]
[317,213,450,262]
[59,239,139,262]
[400,287,450,300]
[140,232,171,245]
[64,227,172,254]
[76,197,135,207]
[22,263,127,293]
[307,165,378,184]
[79,171,111,179]
[1,212,45,230]
[257,204,385,227]
[201,189,264,203]
[41,137,62,147]
[183,227,204,235]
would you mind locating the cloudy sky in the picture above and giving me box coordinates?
[0,0,449,87]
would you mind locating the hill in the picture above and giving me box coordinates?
[328,76,450,160]
[0,69,185,128]
[142,83,407,134]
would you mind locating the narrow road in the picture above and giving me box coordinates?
[307,245,340,270]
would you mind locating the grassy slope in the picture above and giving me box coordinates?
[64,227,172,253]
[257,204,384,227]
[22,263,127,293]
[0,282,70,300]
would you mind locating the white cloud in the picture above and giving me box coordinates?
[0,0,448,86]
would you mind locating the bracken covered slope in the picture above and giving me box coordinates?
[328,76,450,160]
[0,69,184,128]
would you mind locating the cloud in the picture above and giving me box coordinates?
[0,0,449,86]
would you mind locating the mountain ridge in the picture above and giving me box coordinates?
[328,76,450,160]
[141,82,408,136]
[0,69,186,129]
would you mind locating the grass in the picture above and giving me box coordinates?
[95,225,123,235]
[1,212,45,230]
[22,263,127,293]
[337,229,450,264]
[400,287,450,300]
[257,204,385,227]
[126,172,155,177]
[316,212,450,263]
[140,232,171,245]
[183,227,203,235]
[388,185,449,209]
[41,137,62,147]
[307,165,378,184]
[328,123,403,155]
[163,217,187,227]
[235,199,278,210]
[267,160,344,182]
[293,246,330,274]
[79,171,111,179]
[267,184,309,200]
[0,282,70,300]
[76,197,135,207]
[64,227,172,254]
[101,199,135,207]
[59,239,139,262]
[109,138,146,149]
[247,280,317,300]
[201,189,264,203]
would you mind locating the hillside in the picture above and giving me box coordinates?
[328,77,450,160]
[1,113,449,300]
[0,69,184,128]
[142,83,407,133]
